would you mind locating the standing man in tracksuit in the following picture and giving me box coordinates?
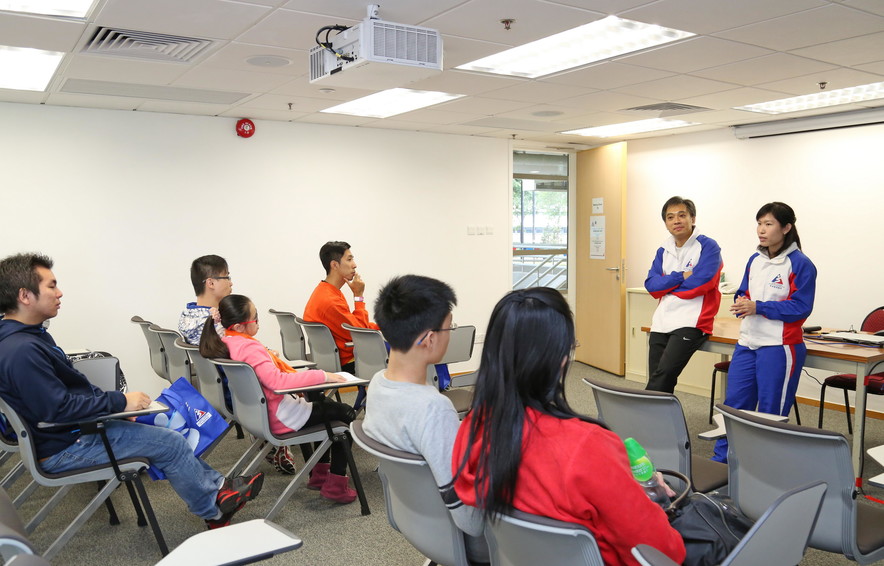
[644,197,723,393]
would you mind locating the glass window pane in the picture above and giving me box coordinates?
[512,152,568,292]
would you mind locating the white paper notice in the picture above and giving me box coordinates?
[592,198,604,214]
[590,216,605,259]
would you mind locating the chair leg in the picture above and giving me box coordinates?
[127,472,168,556]
[98,480,121,526]
[793,402,801,426]
[843,388,853,435]
[339,430,370,517]
[818,383,827,429]
[709,369,718,425]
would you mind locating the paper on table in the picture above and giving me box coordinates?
[334,371,360,382]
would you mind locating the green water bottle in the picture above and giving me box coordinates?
[624,437,669,507]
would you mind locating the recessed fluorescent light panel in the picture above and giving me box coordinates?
[0,45,63,91]
[563,118,699,137]
[456,16,694,79]
[320,88,465,119]
[734,81,884,114]
[0,0,95,18]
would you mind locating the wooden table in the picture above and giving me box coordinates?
[644,318,884,481]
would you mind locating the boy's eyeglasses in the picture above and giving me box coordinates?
[417,322,458,345]
[203,275,232,282]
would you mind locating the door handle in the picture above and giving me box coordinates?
[605,267,620,271]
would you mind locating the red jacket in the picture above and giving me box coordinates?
[303,281,378,366]
[453,408,686,566]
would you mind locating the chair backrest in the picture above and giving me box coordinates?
[631,482,827,566]
[723,481,826,566]
[350,421,470,566]
[131,315,168,380]
[149,325,191,384]
[174,337,233,421]
[71,356,121,392]
[295,317,341,372]
[485,509,604,566]
[269,309,310,362]
[440,325,476,364]
[582,378,691,486]
[0,487,43,562]
[861,306,884,333]
[206,359,271,442]
[342,324,387,380]
[716,404,860,558]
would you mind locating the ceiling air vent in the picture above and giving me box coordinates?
[620,102,710,117]
[82,27,213,63]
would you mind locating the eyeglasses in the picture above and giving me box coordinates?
[417,322,457,345]
[203,275,232,283]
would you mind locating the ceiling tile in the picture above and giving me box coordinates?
[717,4,884,51]
[409,69,522,96]
[756,67,884,95]
[545,62,675,90]
[281,0,468,25]
[843,0,884,17]
[612,74,736,101]
[422,0,605,46]
[0,12,87,51]
[679,86,795,109]
[64,54,190,84]
[95,0,272,40]
[790,31,884,67]
[621,0,826,34]
[45,92,140,109]
[691,53,836,86]
[616,37,772,74]
[237,8,358,50]
[173,66,293,92]
[481,81,593,103]
[434,96,533,115]
[202,43,306,75]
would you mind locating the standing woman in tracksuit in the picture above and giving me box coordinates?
[712,202,816,463]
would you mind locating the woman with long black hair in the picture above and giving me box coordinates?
[452,287,685,566]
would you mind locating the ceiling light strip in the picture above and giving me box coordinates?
[456,16,694,79]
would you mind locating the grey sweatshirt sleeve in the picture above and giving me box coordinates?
[415,394,485,537]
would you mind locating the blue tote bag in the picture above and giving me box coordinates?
[135,377,228,480]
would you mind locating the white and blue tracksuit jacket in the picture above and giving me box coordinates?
[645,230,723,334]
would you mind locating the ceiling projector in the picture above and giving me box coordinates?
[309,6,443,90]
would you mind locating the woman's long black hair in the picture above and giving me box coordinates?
[454,287,606,521]
[199,294,253,359]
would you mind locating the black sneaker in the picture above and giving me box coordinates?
[215,472,264,516]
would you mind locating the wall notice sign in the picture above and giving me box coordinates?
[590,216,605,259]
[592,198,604,214]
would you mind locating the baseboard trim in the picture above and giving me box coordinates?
[795,396,884,421]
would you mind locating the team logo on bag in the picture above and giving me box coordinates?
[194,408,213,427]
[769,273,784,289]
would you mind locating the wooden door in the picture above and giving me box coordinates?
[575,142,627,375]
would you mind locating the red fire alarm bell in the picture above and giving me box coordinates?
[236,118,255,138]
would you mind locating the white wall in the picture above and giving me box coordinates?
[625,123,884,406]
[0,102,511,396]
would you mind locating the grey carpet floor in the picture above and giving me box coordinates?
[5,363,883,565]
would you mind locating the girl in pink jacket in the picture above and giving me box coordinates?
[200,294,357,504]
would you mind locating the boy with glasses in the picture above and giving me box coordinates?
[362,275,488,563]
[178,254,233,345]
